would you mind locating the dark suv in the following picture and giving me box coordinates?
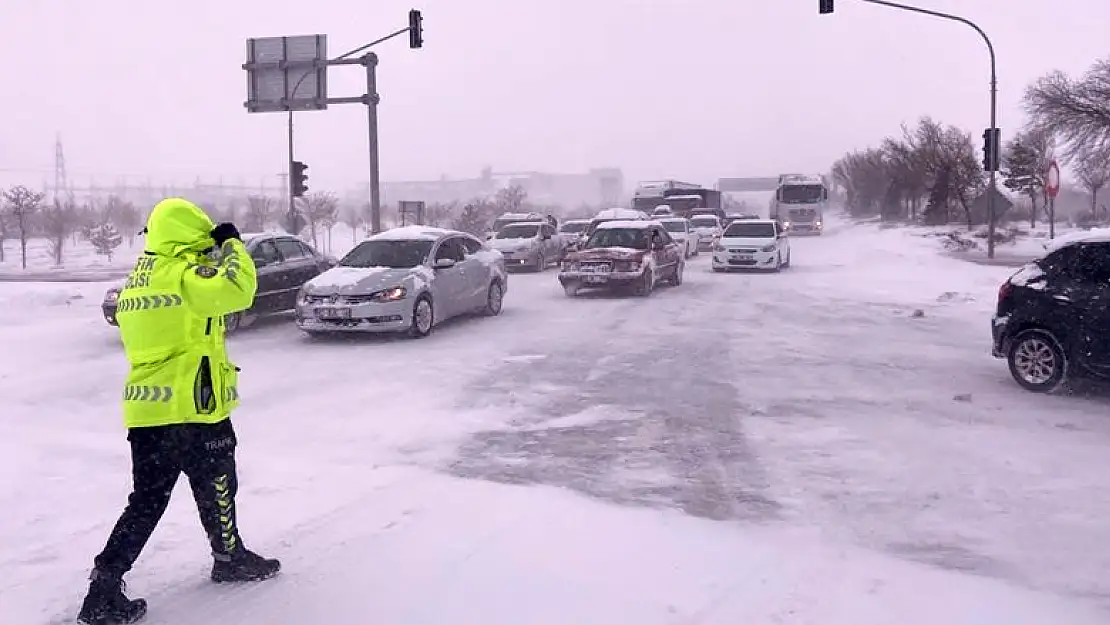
[102,233,335,332]
[992,233,1110,392]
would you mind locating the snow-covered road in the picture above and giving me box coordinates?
[3,219,1110,624]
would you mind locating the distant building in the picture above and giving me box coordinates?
[356,167,625,209]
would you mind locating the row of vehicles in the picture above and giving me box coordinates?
[556,215,792,297]
[100,210,795,338]
[103,228,509,339]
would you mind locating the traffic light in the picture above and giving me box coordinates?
[819,0,834,14]
[981,128,1001,172]
[408,9,423,49]
[291,160,308,197]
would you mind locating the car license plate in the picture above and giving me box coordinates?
[585,275,607,284]
[315,306,351,320]
[735,254,753,261]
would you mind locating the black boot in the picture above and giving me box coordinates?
[77,570,147,625]
[211,549,281,583]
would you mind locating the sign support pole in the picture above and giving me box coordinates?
[1046,160,1061,239]
[364,53,382,235]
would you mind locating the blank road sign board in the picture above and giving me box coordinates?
[244,34,329,113]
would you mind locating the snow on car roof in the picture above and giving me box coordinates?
[1041,228,1110,255]
[656,216,688,222]
[562,219,590,224]
[593,208,645,220]
[596,220,658,230]
[369,225,457,241]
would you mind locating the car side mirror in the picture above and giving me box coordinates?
[434,258,456,269]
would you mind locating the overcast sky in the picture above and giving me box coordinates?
[1,0,1107,192]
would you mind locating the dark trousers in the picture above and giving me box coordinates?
[94,419,244,578]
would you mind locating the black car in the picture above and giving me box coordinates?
[992,232,1110,392]
[101,233,335,332]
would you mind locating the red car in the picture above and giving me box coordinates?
[558,221,684,296]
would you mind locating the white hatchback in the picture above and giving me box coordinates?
[712,219,790,272]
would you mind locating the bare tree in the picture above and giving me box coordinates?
[494,185,528,213]
[339,203,365,246]
[302,191,339,251]
[1024,57,1110,161]
[0,207,8,262]
[3,185,45,269]
[113,200,142,247]
[244,195,274,232]
[451,199,496,235]
[41,197,80,265]
[1075,145,1110,217]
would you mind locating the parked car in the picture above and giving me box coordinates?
[657,217,699,258]
[557,219,591,248]
[486,212,557,240]
[558,220,683,297]
[487,221,564,271]
[711,219,790,272]
[991,231,1110,392]
[295,226,507,338]
[101,233,334,332]
[688,215,724,252]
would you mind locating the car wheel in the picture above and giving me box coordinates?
[670,261,684,286]
[636,270,653,296]
[1007,329,1067,392]
[483,281,504,316]
[783,251,791,268]
[224,312,242,334]
[409,295,434,338]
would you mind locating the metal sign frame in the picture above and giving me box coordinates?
[244,35,329,113]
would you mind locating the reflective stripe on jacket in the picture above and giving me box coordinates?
[116,198,257,428]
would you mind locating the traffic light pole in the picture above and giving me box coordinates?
[828,0,999,258]
[364,53,383,235]
[287,110,295,228]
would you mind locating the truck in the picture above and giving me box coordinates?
[631,180,702,213]
[770,174,828,235]
[661,188,724,220]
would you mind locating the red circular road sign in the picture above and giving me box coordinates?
[1046,160,1061,198]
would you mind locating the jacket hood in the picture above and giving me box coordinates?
[144,198,216,257]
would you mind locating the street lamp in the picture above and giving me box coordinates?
[819,0,1000,258]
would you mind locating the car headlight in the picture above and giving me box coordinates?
[371,286,406,301]
[105,290,120,303]
[761,244,776,252]
[815,221,822,227]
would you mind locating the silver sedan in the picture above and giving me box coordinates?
[295,226,508,338]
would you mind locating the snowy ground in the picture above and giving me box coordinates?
[3,216,1110,624]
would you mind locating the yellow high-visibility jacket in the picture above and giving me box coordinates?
[116,198,257,428]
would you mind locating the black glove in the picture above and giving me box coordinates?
[210,222,241,246]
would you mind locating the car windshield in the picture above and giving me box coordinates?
[724,222,776,238]
[586,228,650,250]
[496,224,539,239]
[661,221,686,233]
[339,240,433,269]
[779,184,824,203]
[691,218,717,228]
[559,222,587,233]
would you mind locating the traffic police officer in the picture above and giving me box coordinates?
[78,198,280,625]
